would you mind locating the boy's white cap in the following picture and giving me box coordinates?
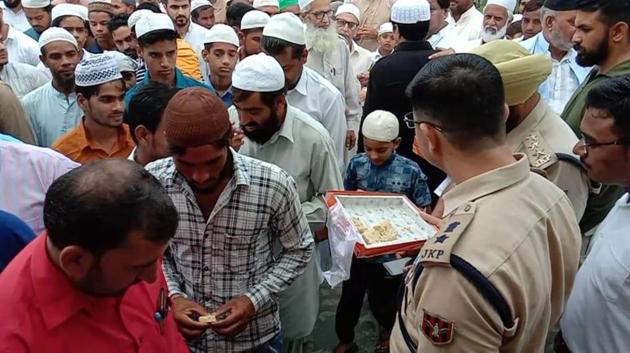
[335,3,360,22]
[204,24,240,47]
[191,0,213,13]
[362,110,399,142]
[241,10,271,30]
[135,13,175,39]
[378,22,393,36]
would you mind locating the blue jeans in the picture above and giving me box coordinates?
[254,333,283,353]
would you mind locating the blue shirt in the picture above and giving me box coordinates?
[345,152,432,207]
[0,210,36,271]
[124,68,213,110]
[23,27,40,41]
[207,79,233,108]
[0,133,22,143]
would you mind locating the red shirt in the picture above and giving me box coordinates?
[0,234,190,353]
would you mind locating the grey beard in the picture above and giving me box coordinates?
[481,24,507,43]
[305,23,339,54]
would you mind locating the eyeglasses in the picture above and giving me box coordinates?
[336,19,358,30]
[309,9,334,21]
[576,134,630,155]
[403,112,445,131]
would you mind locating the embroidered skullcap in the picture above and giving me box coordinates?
[75,53,123,87]
[362,110,399,142]
[391,0,430,24]
[88,0,115,16]
[232,53,285,92]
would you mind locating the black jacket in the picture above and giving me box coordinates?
[360,40,445,199]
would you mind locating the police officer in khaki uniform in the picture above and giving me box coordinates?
[470,40,590,218]
[390,54,581,352]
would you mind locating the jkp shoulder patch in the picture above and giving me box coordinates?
[421,309,455,345]
[420,202,476,266]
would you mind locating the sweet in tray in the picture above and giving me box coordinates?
[352,217,399,244]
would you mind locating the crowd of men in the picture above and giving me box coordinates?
[0,0,629,352]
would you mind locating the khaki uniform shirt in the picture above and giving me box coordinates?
[507,99,589,220]
[391,155,581,353]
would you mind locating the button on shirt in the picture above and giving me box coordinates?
[0,61,49,98]
[0,141,79,234]
[447,6,483,42]
[146,151,314,353]
[22,82,84,146]
[287,67,347,170]
[0,234,191,353]
[520,33,590,115]
[51,119,135,164]
[345,152,432,207]
[4,25,40,66]
[350,41,373,76]
[560,193,630,353]
[0,3,30,32]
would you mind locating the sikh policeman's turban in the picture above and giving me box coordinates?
[470,40,552,106]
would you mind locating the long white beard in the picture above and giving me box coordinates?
[305,23,339,54]
[481,24,508,43]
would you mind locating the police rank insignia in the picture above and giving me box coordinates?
[421,309,455,345]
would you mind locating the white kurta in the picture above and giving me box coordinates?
[0,61,49,98]
[4,25,40,67]
[448,5,483,42]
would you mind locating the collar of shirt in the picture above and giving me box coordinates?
[74,118,133,155]
[457,5,480,24]
[0,2,24,16]
[394,40,434,53]
[44,81,78,101]
[442,154,530,216]
[205,76,233,98]
[29,233,106,330]
[528,33,590,82]
[595,59,630,79]
[292,67,310,97]
[5,25,17,42]
[143,67,185,87]
[505,98,547,147]
[264,106,296,146]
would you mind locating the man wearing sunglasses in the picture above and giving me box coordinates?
[558,75,630,353]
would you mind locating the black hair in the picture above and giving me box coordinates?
[261,36,306,60]
[136,2,162,12]
[52,15,89,29]
[523,0,543,13]
[406,53,506,149]
[391,20,430,41]
[577,0,630,27]
[232,87,287,109]
[75,78,126,99]
[138,29,178,47]
[43,159,179,256]
[125,82,179,143]
[437,0,450,9]
[107,13,130,33]
[507,20,522,37]
[192,4,213,20]
[226,2,254,27]
[586,74,630,138]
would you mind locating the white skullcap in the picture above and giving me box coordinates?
[135,13,175,39]
[38,27,78,51]
[22,0,50,9]
[335,3,360,22]
[191,0,213,13]
[512,13,522,22]
[262,12,305,45]
[204,24,239,47]
[241,10,270,30]
[253,0,279,9]
[105,51,138,73]
[89,0,112,3]
[486,0,517,14]
[391,0,430,24]
[298,0,313,12]
[52,3,88,21]
[362,110,399,142]
[128,9,154,29]
[75,54,122,87]
[232,53,285,92]
[378,22,393,36]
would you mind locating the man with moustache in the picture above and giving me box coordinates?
[23,28,84,146]
[457,0,516,50]
[560,0,630,237]
[52,54,134,164]
[448,0,483,41]
[22,0,52,40]
[146,87,313,353]
[229,53,342,353]
[109,14,140,60]
[520,0,543,40]
[1,0,30,31]
[300,0,362,163]
[191,0,215,29]
[520,0,591,115]
[165,0,207,56]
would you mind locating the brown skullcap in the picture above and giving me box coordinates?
[88,2,115,16]
[164,87,231,147]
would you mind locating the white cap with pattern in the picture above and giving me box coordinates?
[75,53,123,87]
[204,24,240,47]
[232,53,285,92]
[362,110,399,142]
[135,13,175,38]
[335,3,360,22]
[51,3,88,21]
[106,51,138,73]
[191,0,213,13]
[241,10,270,30]
[391,0,430,24]
[22,0,50,9]
[262,12,305,45]
[38,27,78,51]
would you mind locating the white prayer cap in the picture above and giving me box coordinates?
[38,27,78,52]
[362,110,399,142]
[391,0,430,24]
[204,24,240,47]
[241,10,270,30]
[485,0,517,14]
[128,9,154,29]
[298,0,313,12]
[335,3,360,22]
[232,53,285,92]
[52,3,88,22]
[262,12,305,45]
[135,13,175,39]
[253,0,279,9]
[75,54,122,87]
[191,0,213,13]
[22,0,50,9]
[378,22,393,36]
[105,51,138,73]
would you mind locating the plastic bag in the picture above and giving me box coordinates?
[322,203,363,287]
